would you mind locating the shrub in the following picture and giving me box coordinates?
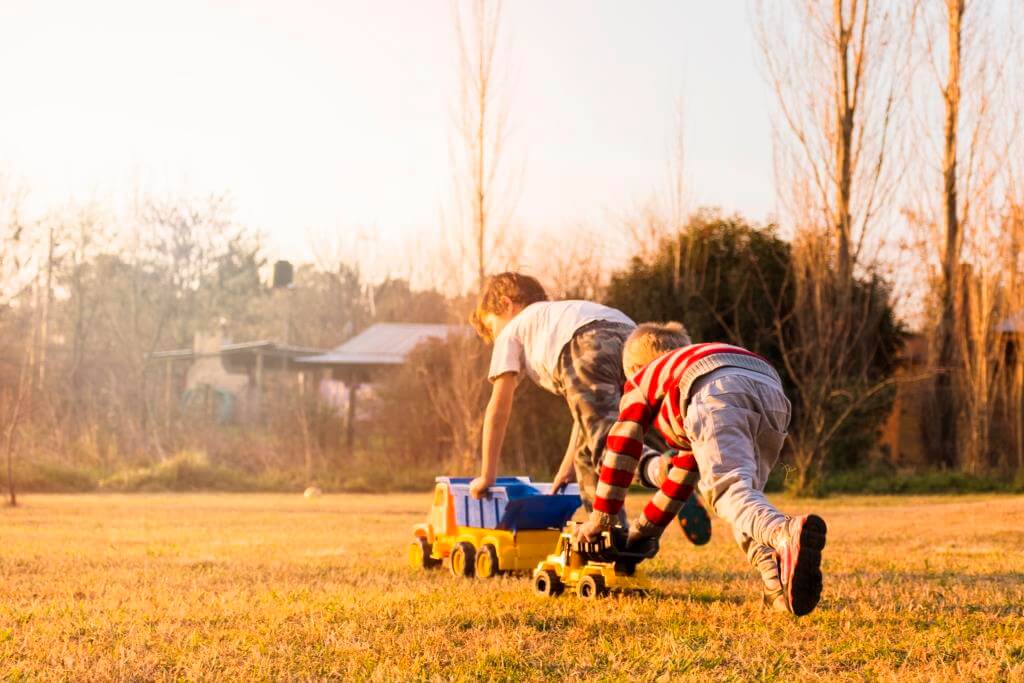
[100,451,252,492]
[11,461,99,493]
[823,464,1023,495]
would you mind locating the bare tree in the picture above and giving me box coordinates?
[535,223,606,301]
[2,348,30,507]
[755,0,912,279]
[615,94,689,272]
[754,1,914,493]
[0,173,29,506]
[770,232,902,493]
[1003,202,1024,477]
[927,0,966,467]
[447,0,521,292]
[417,330,491,472]
[666,95,689,294]
[909,0,1022,468]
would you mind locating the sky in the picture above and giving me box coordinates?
[0,1,776,282]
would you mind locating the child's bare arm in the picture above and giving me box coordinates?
[469,373,517,499]
[549,424,579,494]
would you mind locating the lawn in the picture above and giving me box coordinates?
[1,492,1022,681]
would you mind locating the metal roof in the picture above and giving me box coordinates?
[148,340,323,361]
[297,322,466,367]
[998,311,1024,333]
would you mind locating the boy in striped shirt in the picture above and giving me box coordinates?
[575,322,828,616]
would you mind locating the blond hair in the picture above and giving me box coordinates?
[623,321,692,370]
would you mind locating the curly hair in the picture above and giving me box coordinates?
[470,272,549,342]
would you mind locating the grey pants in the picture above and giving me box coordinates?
[684,370,792,554]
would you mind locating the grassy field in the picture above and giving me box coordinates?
[1,493,1022,681]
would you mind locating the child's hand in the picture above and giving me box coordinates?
[625,518,662,557]
[574,519,607,544]
[549,468,576,495]
[469,476,494,499]
[626,524,645,548]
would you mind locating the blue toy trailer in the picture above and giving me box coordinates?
[410,476,582,578]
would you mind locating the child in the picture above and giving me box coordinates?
[576,322,828,616]
[466,272,636,515]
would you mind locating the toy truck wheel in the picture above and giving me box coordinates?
[449,541,476,578]
[475,544,501,579]
[409,537,441,570]
[533,570,563,597]
[577,574,607,599]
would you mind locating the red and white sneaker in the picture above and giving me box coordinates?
[773,514,828,616]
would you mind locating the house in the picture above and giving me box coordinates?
[147,322,467,437]
[297,322,466,445]
[147,332,323,422]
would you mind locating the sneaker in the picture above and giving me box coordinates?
[750,545,788,612]
[773,514,828,616]
[676,495,712,546]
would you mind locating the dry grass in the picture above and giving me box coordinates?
[1,492,1023,681]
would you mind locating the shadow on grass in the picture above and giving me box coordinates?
[831,569,1024,586]
[649,566,753,583]
[647,566,1024,614]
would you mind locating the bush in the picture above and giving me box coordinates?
[100,451,253,492]
[10,461,100,493]
[823,465,1023,495]
[606,210,793,372]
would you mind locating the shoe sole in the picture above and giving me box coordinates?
[789,514,827,616]
[676,496,712,546]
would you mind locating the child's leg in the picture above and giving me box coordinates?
[734,527,786,610]
[553,322,633,520]
[684,373,790,548]
[688,372,826,615]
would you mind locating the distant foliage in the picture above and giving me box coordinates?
[606,210,792,371]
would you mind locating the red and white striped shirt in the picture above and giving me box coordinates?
[593,342,780,529]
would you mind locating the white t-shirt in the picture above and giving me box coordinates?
[488,300,635,393]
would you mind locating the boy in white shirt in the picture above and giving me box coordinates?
[467,272,636,514]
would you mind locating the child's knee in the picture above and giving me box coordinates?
[700,469,757,515]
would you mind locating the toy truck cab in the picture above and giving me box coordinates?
[410,477,581,579]
[532,524,655,598]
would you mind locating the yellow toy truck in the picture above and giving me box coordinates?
[532,523,657,598]
[409,476,582,578]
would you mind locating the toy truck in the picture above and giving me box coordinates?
[409,476,582,578]
[532,523,656,599]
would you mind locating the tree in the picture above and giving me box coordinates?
[371,331,490,470]
[371,278,450,324]
[1002,204,1024,479]
[928,0,965,468]
[0,172,30,505]
[606,211,793,370]
[755,0,911,281]
[910,0,1022,469]
[753,1,914,492]
[448,0,521,291]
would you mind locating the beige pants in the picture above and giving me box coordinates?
[683,369,791,550]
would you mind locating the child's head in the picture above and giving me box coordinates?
[623,321,692,376]
[470,272,549,343]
